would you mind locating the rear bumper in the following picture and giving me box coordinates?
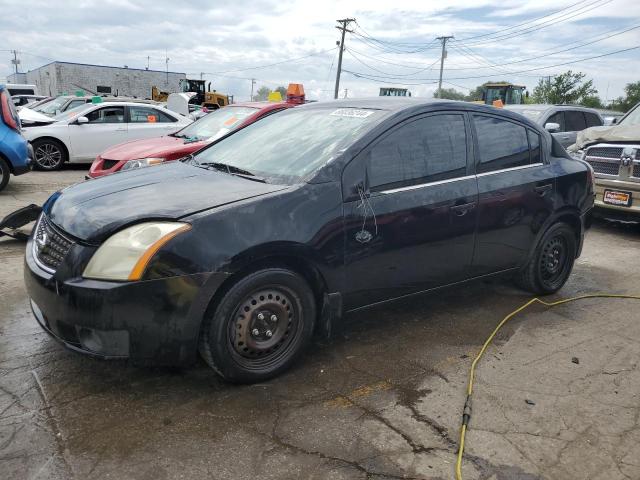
[593,179,640,220]
[24,238,229,365]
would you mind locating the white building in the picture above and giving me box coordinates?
[8,61,186,99]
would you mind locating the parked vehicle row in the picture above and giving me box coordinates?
[24,99,594,382]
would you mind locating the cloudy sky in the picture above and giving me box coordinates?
[1,0,639,102]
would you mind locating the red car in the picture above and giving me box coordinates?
[88,101,294,178]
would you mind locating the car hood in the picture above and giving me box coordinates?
[18,107,56,126]
[46,161,288,243]
[569,124,640,151]
[101,135,207,161]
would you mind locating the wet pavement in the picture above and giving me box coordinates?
[1,168,639,479]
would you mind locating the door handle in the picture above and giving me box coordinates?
[534,184,552,196]
[450,202,476,216]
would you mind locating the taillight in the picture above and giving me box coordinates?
[0,92,20,131]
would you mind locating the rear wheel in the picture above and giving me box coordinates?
[199,268,316,383]
[33,139,66,170]
[0,157,9,192]
[516,222,577,294]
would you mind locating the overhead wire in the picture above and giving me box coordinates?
[449,23,640,70]
[344,44,640,82]
[345,48,440,77]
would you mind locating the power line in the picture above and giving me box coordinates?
[343,44,640,82]
[346,46,445,69]
[345,48,440,77]
[459,0,614,46]
[450,23,640,70]
[456,0,590,42]
[208,48,337,75]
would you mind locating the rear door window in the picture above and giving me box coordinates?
[584,112,602,127]
[367,113,467,191]
[564,111,587,132]
[472,115,530,173]
[128,106,175,123]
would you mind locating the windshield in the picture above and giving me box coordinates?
[620,103,640,126]
[193,106,383,183]
[53,104,92,121]
[34,97,71,115]
[178,106,259,141]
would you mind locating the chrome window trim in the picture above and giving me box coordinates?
[476,162,543,177]
[378,175,476,195]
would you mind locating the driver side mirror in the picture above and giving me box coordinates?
[76,116,89,124]
[544,122,560,133]
[612,117,618,125]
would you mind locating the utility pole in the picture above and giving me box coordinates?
[436,36,453,98]
[200,72,204,80]
[165,49,169,86]
[334,18,355,100]
[11,50,20,76]
[250,78,256,101]
[146,55,150,70]
[344,88,348,98]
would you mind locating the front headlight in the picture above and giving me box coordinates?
[83,222,191,281]
[121,157,166,171]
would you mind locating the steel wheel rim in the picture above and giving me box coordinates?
[35,143,62,168]
[539,235,568,285]
[228,286,300,370]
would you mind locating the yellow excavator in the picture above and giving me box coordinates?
[152,79,230,109]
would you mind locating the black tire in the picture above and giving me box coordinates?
[32,138,66,170]
[199,268,316,383]
[516,222,577,294]
[0,157,9,192]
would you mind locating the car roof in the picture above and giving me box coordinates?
[301,97,450,112]
[504,104,599,113]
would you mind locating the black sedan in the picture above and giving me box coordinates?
[24,98,594,382]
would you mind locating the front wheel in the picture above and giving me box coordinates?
[199,268,316,383]
[516,222,577,294]
[32,139,66,170]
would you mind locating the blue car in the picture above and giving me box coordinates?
[0,84,32,192]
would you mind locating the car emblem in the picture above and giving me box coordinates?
[36,233,47,248]
[621,147,636,167]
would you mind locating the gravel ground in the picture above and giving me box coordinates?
[1,167,639,480]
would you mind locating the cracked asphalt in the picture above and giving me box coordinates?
[1,168,639,480]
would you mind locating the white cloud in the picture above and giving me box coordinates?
[1,0,638,101]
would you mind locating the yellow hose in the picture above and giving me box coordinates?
[455,294,640,480]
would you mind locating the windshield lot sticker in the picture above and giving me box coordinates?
[330,109,374,118]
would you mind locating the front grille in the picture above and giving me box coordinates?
[585,160,620,176]
[101,159,119,170]
[586,147,623,159]
[33,214,74,271]
[634,163,640,178]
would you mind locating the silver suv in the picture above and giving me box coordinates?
[504,104,603,148]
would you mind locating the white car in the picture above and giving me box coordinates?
[22,102,192,170]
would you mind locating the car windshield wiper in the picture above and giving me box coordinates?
[196,162,267,183]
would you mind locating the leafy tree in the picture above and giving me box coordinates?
[608,81,640,112]
[581,95,604,109]
[253,86,270,101]
[532,71,597,104]
[437,87,466,101]
[275,86,287,98]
